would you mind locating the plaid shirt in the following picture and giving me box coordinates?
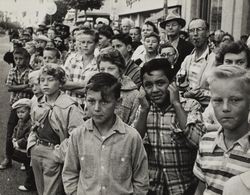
[6,66,32,105]
[135,97,205,195]
[64,53,98,105]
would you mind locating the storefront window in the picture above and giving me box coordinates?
[209,0,223,31]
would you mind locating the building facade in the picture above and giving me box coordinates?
[112,0,250,39]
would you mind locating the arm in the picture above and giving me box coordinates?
[133,87,150,138]
[169,82,187,129]
[8,84,31,92]
[63,80,86,91]
[194,181,205,195]
[132,132,149,195]
[62,131,80,195]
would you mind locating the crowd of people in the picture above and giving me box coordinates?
[2,10,250,195]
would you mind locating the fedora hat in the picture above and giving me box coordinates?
[160,12,186,29]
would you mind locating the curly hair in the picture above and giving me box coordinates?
[39,64,66,85]
[216,41,250,68]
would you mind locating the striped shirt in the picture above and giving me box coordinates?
[6,66,32,105]
[134,97,205,195]
[124,59,141,89]
[193,129,250,195]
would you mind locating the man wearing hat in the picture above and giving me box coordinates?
[34,35,50,49]
[133,58,205,195]
[160,11,194,65]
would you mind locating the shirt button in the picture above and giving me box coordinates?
[224,153,229,158]
[101,165,104,170]
[101,136,106,140]
[102,186,106,190]
[163,168,167,172]
[161,150,164,154]
[102,145,105,149]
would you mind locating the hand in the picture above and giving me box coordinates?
[138,87,150,111]
[168,82,180,105]
[12,139,19,149]
[184,88,203,99]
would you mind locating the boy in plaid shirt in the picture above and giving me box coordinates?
[134,58,205,195]
[0,47,32,170]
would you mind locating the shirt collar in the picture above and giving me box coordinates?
[85,115,126,135]
[211,127,250,153]
[191,46,210,62]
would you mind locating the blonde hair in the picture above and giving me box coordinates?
[208,64,250,94]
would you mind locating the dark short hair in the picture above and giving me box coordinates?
[144,32,160,42]
[158,43,175,53]
[96,48,126,73]
[111,33,132,46]
[130,26,141,35]
[43,47,61,59]
[141,58,175,83]
[216,41,250,68]
[86,72,121,100]
[40,64,66,85]
[98,25,114,39]
[144,21,159,34]
[13,47,30,60]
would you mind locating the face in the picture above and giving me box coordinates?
[30,79,43,97]
[99,34,110,49]
[121,22,131,34]
[47,29,56,40]
[86,90,117,126]
[165,21,182,36]
[39,73,61,96]
[77,34,96,55]
[46,41,55,48]
[54,38,63,47]
[129,28,141,42]
[99,61,120,79]
[188,19,208,48]
[223,51,248,68]
[160,47,176,64]
[142,24,154,40]
[37,40,47,48]
[112,39,130,59]
[14,54,26,68]
[43,50,58,64]
[25,45,35,55]
[210,78,250,131]
[16,107,30,121]
[143,70,170,107]
[144,36,159,54]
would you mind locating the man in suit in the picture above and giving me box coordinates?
[160,11,194,66]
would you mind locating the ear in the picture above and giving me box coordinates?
[127,44,132,52]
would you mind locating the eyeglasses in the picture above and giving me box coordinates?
[160,52,175,58]
[188,27,206,34]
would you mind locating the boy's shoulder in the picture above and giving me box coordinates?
[54,93,80,108]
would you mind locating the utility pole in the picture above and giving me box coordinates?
[164,0,168,18]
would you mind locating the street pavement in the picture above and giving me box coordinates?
[0,34,37,195]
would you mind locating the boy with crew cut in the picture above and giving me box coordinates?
[134,58,205,195]
[62,72,149,195]
[43,47,61,64]
[193,65,250,195]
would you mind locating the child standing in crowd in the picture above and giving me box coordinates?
[134,58,205,195]
[62,72,149,195]
[27,64,85,195]
[0,47,32,170]
[11,98,36,192]
[97,48,140,125]
[43,47,61,64]
[193,65,250,195]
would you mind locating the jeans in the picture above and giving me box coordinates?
[6,109,18,159]
[12,149,36,189]
[31,143,64,195]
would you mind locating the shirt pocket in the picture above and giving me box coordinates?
[112,154,132,180]
[80,154,95,178]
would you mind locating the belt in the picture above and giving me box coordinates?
[36,139,58,147]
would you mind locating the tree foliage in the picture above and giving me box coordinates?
[66,0,104,11]
[44,0,68,25]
